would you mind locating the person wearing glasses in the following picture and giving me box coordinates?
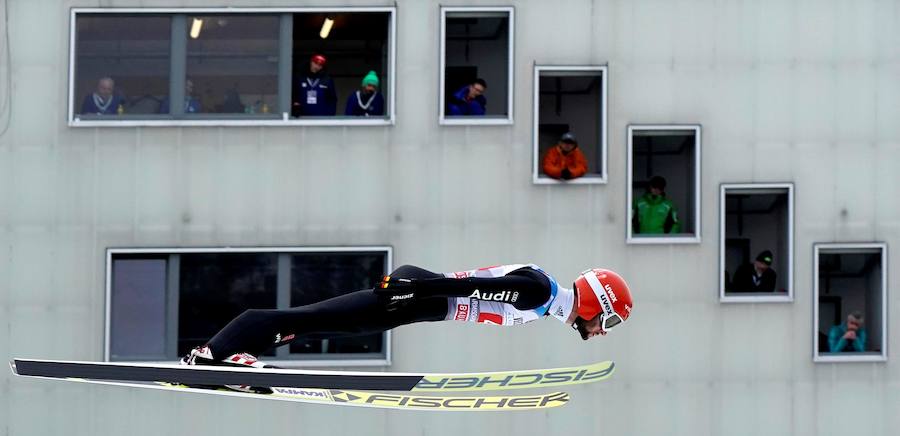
[181,264,634,391]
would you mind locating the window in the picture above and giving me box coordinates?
[292,12,392,120]
[719,184,794,302]
[439,7,514,125]
[184,15,280,117]
[627,125,701,244]
[106,247,392,366]
[70,8,396,126]
[73,14,172,119]
[814,243,888,363]
[533,66,608,184]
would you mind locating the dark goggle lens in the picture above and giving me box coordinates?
[603,314,622,330]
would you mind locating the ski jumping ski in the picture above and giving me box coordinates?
[10,358,614,392]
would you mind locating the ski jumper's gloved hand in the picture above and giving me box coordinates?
[374,275,419,311]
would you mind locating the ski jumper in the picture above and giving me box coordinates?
[204,264,571,359]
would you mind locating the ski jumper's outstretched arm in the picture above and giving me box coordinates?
[378,266,551,311]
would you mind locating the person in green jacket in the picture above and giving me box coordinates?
[828,311,867,352]
[633,176,681,234]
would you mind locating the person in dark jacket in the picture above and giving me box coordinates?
[730,250,778,292]
[292,54,337,117]
[80,77,126,115]
[447,78,487,116]
[344,70,385,117]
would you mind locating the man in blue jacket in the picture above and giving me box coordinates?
[80,77,126,115]
[293,54,337,117]
[447,78,487,116]
[344,71,384,117]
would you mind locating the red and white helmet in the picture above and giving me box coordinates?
[573,269,633,333]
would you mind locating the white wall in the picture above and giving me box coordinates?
[2,1,900,435]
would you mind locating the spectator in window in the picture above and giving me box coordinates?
[632,176,681,234]
[80,77,126,115]
[344,70,384,117]
[730,250,777,292]
[542,132,588,181]
[447,78,487,116]
[159,79,202,114]
[828,311,867,352]
[292,54,337,117]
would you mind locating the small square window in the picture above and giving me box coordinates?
[533,66,608,184]
[719,184,794,303]
[814,243,888,363]
[627,125,702,244]
[439,7,514,125]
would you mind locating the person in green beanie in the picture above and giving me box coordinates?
[344,70,385,116]
[632,175,681,235]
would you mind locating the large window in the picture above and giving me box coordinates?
[627,125,701,244]
[814,243,888,363]
[719,184,794,303]
[70,8,395,126]
[439,7,514,125]
[533,66,608,184]
[106,247,392,366]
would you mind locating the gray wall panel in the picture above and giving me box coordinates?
[1,0,899,435]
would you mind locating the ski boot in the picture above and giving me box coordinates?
[180,346,277,394]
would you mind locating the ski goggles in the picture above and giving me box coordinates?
[599,312,623,334]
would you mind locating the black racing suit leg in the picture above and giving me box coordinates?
[205,265,448,358]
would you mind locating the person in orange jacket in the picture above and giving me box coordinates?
[542,132,588,180]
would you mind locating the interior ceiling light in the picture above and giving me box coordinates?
[319,17,334,39]
[190,18,203,39]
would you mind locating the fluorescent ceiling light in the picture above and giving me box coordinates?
[190,18,203,39]
[319,17,334,39]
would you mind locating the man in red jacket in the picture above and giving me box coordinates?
[542,132,588,180]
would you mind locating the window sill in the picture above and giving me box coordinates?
[626,235,701,245]
[533,175,608,185]
[439,116,513,126]
[70,117,395,128]
[720,293,793,303]
[813,352,886,363]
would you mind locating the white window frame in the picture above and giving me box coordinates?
[718,183,794,303]
[813,242,888,363]
[532,65,608,184]
[626,124,702,244]
[438,6,514,126]
[105,246,394,367]
[69,7,397,127]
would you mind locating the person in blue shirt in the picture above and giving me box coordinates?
[292,54,337,117]
[159,79,202,114]
[344,71,384,117]
[828,311,867,352]
[447,78,487,116]
[80,77,126,115]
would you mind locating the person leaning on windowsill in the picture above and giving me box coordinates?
[542,132,588,181]
[828,311,867,352]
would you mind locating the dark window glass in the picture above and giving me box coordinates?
[724,191,790,294]
[110,256,168,360]
[817,251,884,355]
[289,253,386,354]
[185,15,280,116]
[631,130,698,236]
[178,253,278,355]
[538,73,604,178]
[292,13,390,118]
[75,15,171,117]
[444,13,510,117]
